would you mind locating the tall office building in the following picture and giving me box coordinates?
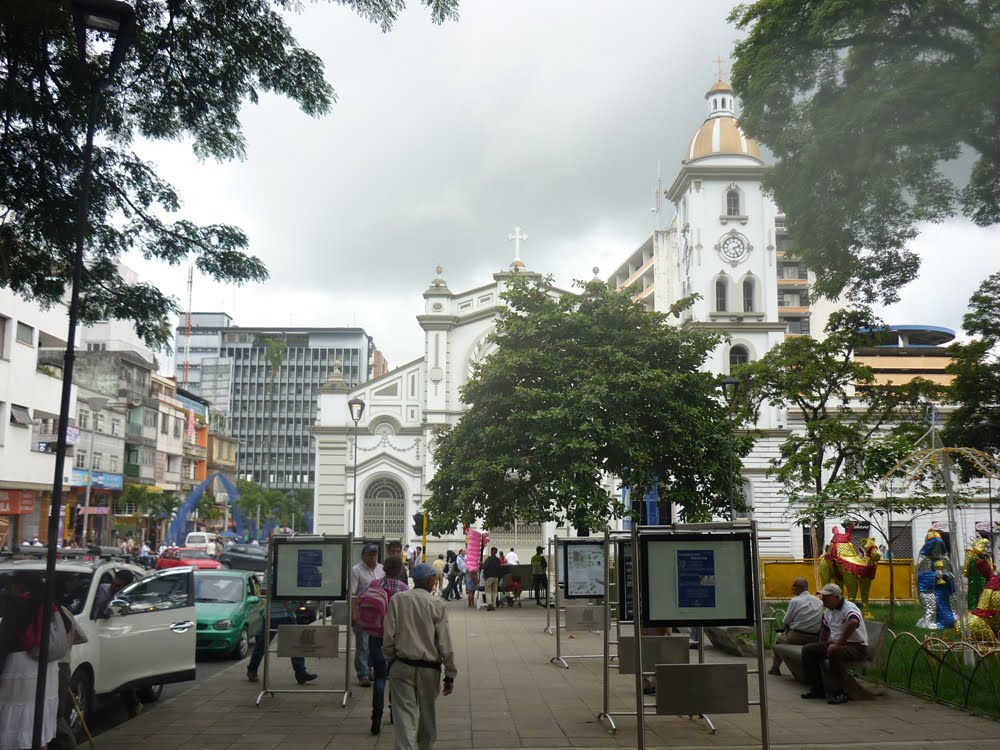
[174,314,376,490]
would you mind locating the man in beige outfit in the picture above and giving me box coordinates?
[383,563,457,750]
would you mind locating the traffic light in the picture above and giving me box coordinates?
[411,513,424,537]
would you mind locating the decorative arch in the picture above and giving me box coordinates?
[165,472,245,545]
[362,475,407,536]
[729,344,750,370]
[466,328,498,380]
[368,414,401,436]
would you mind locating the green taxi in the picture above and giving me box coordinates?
[194,570,265,659]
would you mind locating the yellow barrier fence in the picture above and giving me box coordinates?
[761,558,915,602]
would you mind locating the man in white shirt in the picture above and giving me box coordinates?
[506,547,519,566]
[769,577,823,676]
[800,583,869,705]
[350,543,385,687]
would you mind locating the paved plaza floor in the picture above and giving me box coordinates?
[96,602,1000,749]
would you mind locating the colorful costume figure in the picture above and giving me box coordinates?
[916,529,954,629]
[819,525,881,618]
[957,557,1000,642]
[963,537,994,612]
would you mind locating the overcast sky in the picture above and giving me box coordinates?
[125,0,999,372]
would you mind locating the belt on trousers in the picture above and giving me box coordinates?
[396,657,441,670]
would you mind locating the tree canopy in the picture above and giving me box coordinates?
[944,271,1000,462]
[729,0,1000,305]
[1,0,459,348]
[424,275,751,534]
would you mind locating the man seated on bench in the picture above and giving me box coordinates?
[769,577,823,676]
[801,583,869,705]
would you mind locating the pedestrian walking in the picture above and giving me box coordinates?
[383,563,457,750]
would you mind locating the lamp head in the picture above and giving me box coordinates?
[72,0,137,76]
[347,397,366,423]
[721,376,740,404]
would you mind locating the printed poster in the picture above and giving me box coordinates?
[565,543,604,598]
[297,548,324,588]
[676,549,716,608]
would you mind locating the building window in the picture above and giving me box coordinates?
[161,413,169,434]
[95,413,105,433]
[75,450,87,469]
[786,317,810,335]
[92,452,102,471]
[174,416,181,438]
[16,322,34,346]
[87,342,106,352]
[9,404,32,427]
[0,315,8,357]
[715,278,728,312]
[110,456,118,473]
[78,409,89,430]
[363,478,406,537]
[726,189,741,216]
[742,278,755,312]
[111,418,121,437]
[730,345,749,369]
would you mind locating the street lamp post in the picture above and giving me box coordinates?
[721,377,741,522]
[35,4,136,748]
[347,397,366,536]
[82,395,110,544]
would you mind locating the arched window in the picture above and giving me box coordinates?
[743,278,756,312]
[715,278,728,312]
[363,477,406,536]
[726,189,741,216]
[730,345,749,368]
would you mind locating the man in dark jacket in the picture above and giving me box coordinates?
[482,547,502,611]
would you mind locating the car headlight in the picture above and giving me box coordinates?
[213,619,234,630]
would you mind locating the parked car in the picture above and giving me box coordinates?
[193,570,265,659]
[156,547,223,570]
[218,543,268,572]
[184,532,221,556]
[0,555,196,736]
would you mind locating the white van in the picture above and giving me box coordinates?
[184,532,220,556]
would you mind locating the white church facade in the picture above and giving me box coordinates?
[311,80,996,562]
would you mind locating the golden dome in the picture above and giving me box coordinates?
[684,80,762,164]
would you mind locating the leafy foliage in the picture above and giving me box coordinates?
[425,275,751,533]
[0,0,459,348]
[736,309,944,524]
[235,479,311,532]
[944,271,1000,466]
[730,0,1000,305]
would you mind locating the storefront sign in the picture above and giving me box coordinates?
[0,490,37,515]
[70,469,124,491]
[77,506,110,515]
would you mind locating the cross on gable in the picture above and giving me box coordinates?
[507,226,528,261]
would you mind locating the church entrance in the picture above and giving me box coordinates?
[362,477,406,536]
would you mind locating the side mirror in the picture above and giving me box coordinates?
[107,599,130,617]
[247,595,260,605]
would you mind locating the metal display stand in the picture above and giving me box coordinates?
[550,534,605,668]
[256,533,354,708]
[596,523,769,750]
[544,536,555,634]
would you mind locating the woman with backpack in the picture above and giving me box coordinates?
[0,572,67,749]
[357,555,409,736]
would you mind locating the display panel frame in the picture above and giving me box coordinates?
[270,536,349,601]
[639,532,753,627]
[560,539,606,599]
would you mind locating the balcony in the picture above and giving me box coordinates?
[124,462,141,478]
[183,442,207,459]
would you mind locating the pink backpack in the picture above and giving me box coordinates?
[357,580,389,636]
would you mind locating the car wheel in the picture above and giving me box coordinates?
[233,626,250,660]
[137,683,163,703]
[220,562,231,570]
[68,667,93,737]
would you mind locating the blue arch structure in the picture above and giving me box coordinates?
[166,472,246,546]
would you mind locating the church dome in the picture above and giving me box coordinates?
[684,80,762,164]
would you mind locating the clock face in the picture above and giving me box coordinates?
[721,236,747,261]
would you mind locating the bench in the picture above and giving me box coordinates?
[772,620,885,700]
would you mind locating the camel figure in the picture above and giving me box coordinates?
[820,524,881,618]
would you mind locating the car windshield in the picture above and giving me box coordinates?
[180,550,211,560]
[237,546,266,557]
[0,570,93,615]
[194,576,243,603]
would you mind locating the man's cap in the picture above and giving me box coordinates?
[362,543,379,554]
[411,563,435,581]
[818,583,842,597]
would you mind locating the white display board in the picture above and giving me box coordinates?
[640,533,752,626]
[271,537,348,601]
[561,540,605,599]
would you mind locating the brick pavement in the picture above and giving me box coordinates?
[95,602,1000,749]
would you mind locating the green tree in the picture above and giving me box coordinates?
[729,1,1000,305]
[736,310,943,562]
[944,271,1000,464]
[425,275,750,534]
[0,0,459,348]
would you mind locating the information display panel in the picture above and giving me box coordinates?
[616,540,634,621]
[560,540,605,599]
[271,536,348,601]
[640,532,752,627]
